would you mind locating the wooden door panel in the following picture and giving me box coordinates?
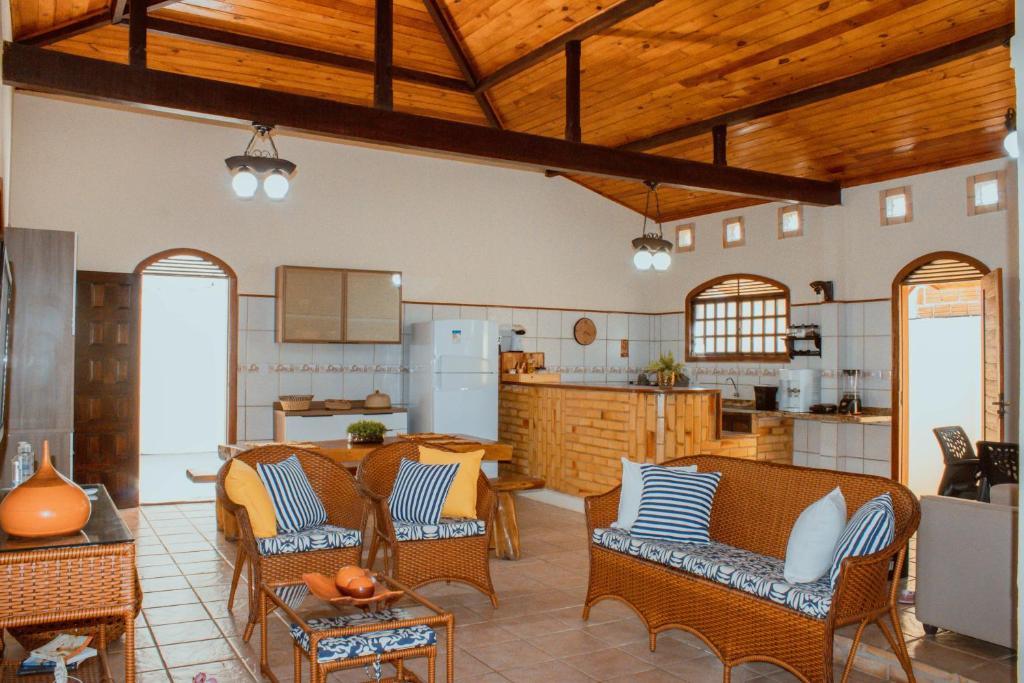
[980,268,1004,441]
[74,271,140,508]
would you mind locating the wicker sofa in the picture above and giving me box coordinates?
[584,455,920,683]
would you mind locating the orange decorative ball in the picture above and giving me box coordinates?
[334,566,367,592]
[0,441,91,539]
[345,575,376,599]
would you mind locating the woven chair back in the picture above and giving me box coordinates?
[932,426,976,464]
[978,441,1019,487]
[677,455,918,560]
[216,445,365,530]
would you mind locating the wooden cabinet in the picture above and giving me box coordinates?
[276,266,401,343]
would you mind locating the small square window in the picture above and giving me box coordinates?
[880,186,912,226]
[675,223,695,252]
[777,205,803,239]
[968,171,1005,215]
[722,217,745,248]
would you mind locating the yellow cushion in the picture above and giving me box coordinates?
[225,459,277,538]
[418,446,484,519]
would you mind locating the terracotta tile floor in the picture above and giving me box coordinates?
[3,498,1014,682]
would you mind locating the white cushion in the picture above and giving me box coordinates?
[784,487,847,584]
[614,458,696,530]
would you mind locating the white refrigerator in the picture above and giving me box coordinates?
[407,320,500,458]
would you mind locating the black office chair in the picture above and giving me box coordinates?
[932,426,981,499]
[977,441,1019,503]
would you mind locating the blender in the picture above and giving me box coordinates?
[838,369,863,415]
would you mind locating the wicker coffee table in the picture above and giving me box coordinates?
[259,576,454,683]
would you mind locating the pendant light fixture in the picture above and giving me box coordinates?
[632,181,673,271]
[1003,108,1018,159]
[225,123,297,200]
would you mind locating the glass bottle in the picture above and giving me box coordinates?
[12,441,34,486]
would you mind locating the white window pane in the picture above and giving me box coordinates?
[975,179,999,207]
[695,303,704,319]
[765,337,775,352]
[716,302,726,317]
[753,300,763,315]
[781,209,800,233]
[740,301,751,316]
[740,319,752,334]
[726,319,737,335]
[726,301,737,317]
[694,339,705,354]
[753,337,763,352]
[777,299,787,314]
[765,318,775,334]
[765,300,775,315]
[715,337,726,353]
[725,222,743,242]
[694,321,705,336]
[740,337,751,352]
[716,320,726,335]
[726,337,737,352]
[753,319,763,334]
[885,193,907,218]
[776,316,786,331]
[677,228,693,247]
[777,335,786,349]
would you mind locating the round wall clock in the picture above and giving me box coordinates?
[573,317,597,346]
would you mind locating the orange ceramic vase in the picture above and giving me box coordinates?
[0,441,91,538]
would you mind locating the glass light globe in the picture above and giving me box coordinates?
[1004,130,1019,159]
[231,169,258,198]
[263,171,290,200]
[633,249,653,270]
[391,273,402,287]
[651,250,671,271]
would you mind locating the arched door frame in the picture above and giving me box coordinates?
[890,250,990,481]
[134,248,239,445]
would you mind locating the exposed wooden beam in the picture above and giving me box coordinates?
[20,0,177,46]
[421,0,501,128]
[712,125,726,166]
[141,18,469,93]
[475,0,662,93]
[2,43,842,205]
[565,40,581,143]
[128,0,147,68]
[622,23,1015,153]
[374,0,393,110]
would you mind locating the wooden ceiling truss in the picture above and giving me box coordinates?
[4,0,1015,219]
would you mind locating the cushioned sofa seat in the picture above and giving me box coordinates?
[394,518,486,542]
[257,525,362,556]
[289,608,436,663]
[593,528,833,619]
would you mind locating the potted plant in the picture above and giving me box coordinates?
[646,352,686,388]
[347,420,388,444]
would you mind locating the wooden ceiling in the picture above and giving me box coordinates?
[11,0,1015,220]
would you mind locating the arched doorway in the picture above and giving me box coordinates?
[890,252,1002,493]
[135,249,238,503]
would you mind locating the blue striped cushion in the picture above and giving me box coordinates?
[256,455,328,533]
[630,466,722,544]
[387,459,459,525]
[828,493,895,588]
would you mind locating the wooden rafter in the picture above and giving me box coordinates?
[128,0,146,67]
[421,0,501,128]
[621,23,1015,153]
[474,0,662,93]
[2,42,841,205]
[712,125,726,166]
[374,0,393,110]
[138,18,470,93]
[565,40,581,143]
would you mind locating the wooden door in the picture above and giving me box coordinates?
[980,268,1005,440]
[74,271,140,508]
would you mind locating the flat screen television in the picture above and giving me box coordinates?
[0,243,13,460]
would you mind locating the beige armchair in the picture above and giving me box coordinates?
[916,494,1018,648]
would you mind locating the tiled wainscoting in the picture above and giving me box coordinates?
[236,296,895,468]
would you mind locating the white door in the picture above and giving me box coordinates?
[432,373,498,440]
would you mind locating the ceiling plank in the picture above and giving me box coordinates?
[138,18,470,93]
[421,0,501,128]
[474,0,663,93]
[3,42,841,205]
[22,0,181,46]
[621,22,1014,152]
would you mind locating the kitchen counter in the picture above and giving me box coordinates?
[553,381,720,395]
[722,403,891,425]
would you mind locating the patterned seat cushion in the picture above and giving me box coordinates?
[593,528,833,620]
[394,518,485,542]
[289,608,436,664]
[257,524,361,556]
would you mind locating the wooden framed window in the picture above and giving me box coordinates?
[967,171,1006,215]
[675,223,695,252]
[880,186,912,225]
[777,205,803,239]
[722,216,745,248]
[685,274,790,362]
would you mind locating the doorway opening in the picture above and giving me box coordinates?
[892,252,1002,497]
[137,250,237,504]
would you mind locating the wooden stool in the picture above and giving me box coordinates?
[488,475,545,560]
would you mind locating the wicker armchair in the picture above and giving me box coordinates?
[217,445,368,641]
[584,456,920,683]
[932,426,981,499]
[356,441,498,607]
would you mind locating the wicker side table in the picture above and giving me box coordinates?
[0,654,110,682]
[0,485,137,683]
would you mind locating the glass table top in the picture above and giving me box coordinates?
[0,484,134,553]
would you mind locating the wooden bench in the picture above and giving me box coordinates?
[489,474,545,560]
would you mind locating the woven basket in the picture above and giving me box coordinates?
[279,394,313,411]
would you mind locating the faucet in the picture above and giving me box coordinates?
[725,377,740,398]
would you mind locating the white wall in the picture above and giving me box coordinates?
[8,93,649,312]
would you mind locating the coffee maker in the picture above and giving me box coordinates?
[778,369,821,413]
[838,369,863,415]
